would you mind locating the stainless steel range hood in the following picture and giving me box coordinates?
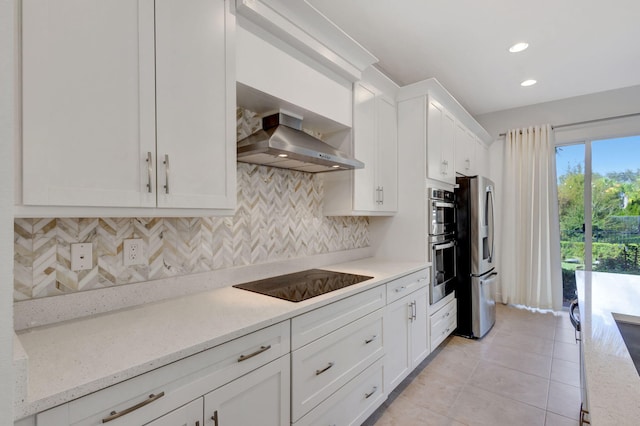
[237,112,364,173]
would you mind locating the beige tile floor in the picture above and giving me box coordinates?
[363,303,581,426]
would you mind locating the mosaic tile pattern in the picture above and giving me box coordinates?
[14,109,368,300]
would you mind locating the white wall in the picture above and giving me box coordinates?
[476,84,640,140]
[0,0,16,423]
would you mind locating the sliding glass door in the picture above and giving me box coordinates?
[556,135,640,306]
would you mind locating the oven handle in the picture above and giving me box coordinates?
[432,201,455,209]
[432,240,456,250]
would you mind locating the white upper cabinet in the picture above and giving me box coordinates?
[427,99,456,185]
[454,123,477,177]
[20,0,235,215]
[352,83,398,213]
[323,80,398,216]
[475,137,490,177]
[376,96,399,212]
[155,0,235,210]
[352,83,377,211]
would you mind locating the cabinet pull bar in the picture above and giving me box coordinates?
[381,186,384,205]
[237,344,271,362]
[211,410,219,426]
[365,386,378,399]
[146,152,153,193]
[196,422,200,426]
[365,335,377,344]
[315,362,334,375]
[395,286,406,293]
[101,391,165,423]
[163,154,170,194]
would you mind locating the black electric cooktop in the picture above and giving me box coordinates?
[233,269,374,302]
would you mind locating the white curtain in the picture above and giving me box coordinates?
[500,124,563,311]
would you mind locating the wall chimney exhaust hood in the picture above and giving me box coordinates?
[237,112,364,173]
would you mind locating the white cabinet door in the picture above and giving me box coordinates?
[204,357,290,426]
[144,398,202,426]
[476,138,489,177]
[384,285,429,392]
[440,110,456,184]
[384,293,412,391]
[410,286,429,366]
[427,99,455,185]
[427,100,444,183]
[155,0,235,209]
[376,96,398,212]
[352,82,377,212]
[22,0,157,207]
[455,124,477,176]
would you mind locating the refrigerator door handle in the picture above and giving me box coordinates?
[487,186,496,263]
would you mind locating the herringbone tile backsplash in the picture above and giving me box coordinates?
[14,109,368,300]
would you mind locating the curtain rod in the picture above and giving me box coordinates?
[497,112,640,137]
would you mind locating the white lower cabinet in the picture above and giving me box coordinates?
[203,356,290,426]
[384,285,429,391]
[429,293,457,351]
[290,283,389,424]
[295,357,385,426]
[291,309,384,422]
[28,268,445,426]
[144,398,203,426]
[36,321,289,426]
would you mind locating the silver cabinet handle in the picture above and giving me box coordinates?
[395,286,406,293]
[145,152,153,193]
[365,386,378,399]
[163,154,170,194]
[316,362,334,376]
[365,335,377,344]
[102,392,165,423]
[412,301,417,320]
[380,186,384,205]
[237,345,271,362]
[408,301,414,321]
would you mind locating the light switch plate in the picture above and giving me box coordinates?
[71,243,93,271]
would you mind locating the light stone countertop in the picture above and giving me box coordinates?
[14,257,427,420]
[575,271,640,425]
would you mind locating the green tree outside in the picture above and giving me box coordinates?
[556,153,640,304]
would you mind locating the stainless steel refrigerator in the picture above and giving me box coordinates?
[455,175,498,338]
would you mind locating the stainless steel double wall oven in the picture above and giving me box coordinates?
[428,188,457,304]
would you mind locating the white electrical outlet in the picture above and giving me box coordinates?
[123,239,145,266]
[71,243,93,271]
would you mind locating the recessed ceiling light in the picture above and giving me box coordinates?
[509,42,529,53]
[521,79,537,87]
[332,165,341,168]
[277,154,288,158]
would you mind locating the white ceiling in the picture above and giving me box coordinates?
[305,0,640,116]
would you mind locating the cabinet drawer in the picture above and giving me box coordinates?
[38,321,290,426]
[386,269,429,304]
[292,286,385,350]
[430,297,457,329]
[294,357,384,426]
[291,309,384,422]
[430,299,457,350]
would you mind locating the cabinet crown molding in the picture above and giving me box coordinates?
[398,77,493,144]
[236,0,378,81]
